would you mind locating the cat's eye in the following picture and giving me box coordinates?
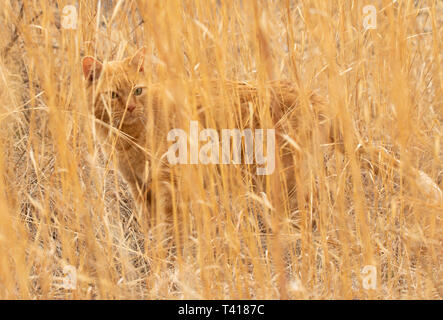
[133,87,143,96]
[111,92,119,99]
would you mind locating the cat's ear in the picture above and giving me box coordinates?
[129,47,146,72]
[82,56,102,82]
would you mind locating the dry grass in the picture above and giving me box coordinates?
[0,0,442,299]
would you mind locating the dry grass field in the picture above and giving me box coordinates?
[0,0,442,299]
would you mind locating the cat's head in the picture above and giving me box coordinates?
[82,48,147,127]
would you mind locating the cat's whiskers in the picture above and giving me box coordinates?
[112,111,144,127]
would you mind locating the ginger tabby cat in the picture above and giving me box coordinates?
[82,48,331,222]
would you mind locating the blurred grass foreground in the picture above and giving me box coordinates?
[0,0,442,299]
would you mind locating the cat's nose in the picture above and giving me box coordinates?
[127,105,136,113]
